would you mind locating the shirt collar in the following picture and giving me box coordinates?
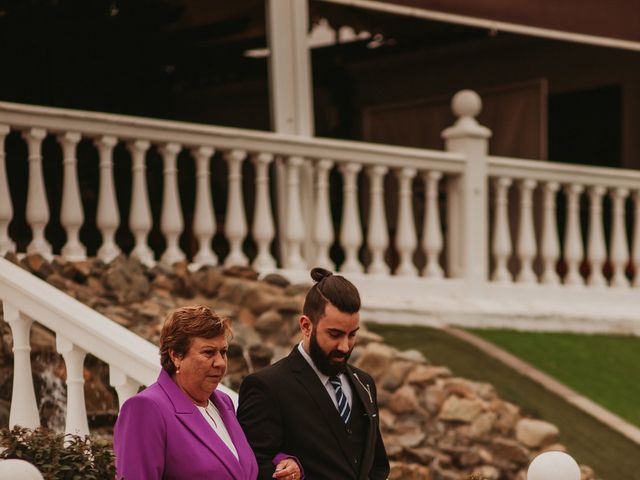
[297,341,342,387]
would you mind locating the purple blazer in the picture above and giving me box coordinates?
[114,369,258,479]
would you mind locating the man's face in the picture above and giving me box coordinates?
[302,303,360,376]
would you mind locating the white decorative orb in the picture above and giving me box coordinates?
[451,89,482,118]
[0,459,44,479]
[527,451,581,480]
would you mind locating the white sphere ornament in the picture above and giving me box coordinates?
[451,89,482,118]
[0,459,44,479]
[527,451,581,480]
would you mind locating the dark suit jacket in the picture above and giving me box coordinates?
[237,347,389,480]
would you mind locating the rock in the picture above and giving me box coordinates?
[395,349,427,363]
[407,365,452,387]
[101,256,150,303]
[217,279,253,305]
[395,428,426,448]
[472,465,501,480]
[354,327,384,346]
[223,265,259,281]
[192,267,224,297]
[515,418,559,448]
[492,400,521,434]
[254,310,284,335]
[244,285,282,315]
[283,283,310,297]
[354,342,395,381]
[388,385,420,415]
[380,360,415,392]
[439,396,485,423]
[388,462,430,480]
[261,273,290,288]
[404,446,438,464]
[249,344,274,370]
[21,254,53,279]
[490,438,530,466]
[272,296,304,314]
[469,411,497,439]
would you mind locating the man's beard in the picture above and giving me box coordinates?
[309,328,352,377]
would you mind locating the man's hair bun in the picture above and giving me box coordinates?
[310,267,333,283]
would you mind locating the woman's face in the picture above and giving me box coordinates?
[173,335,228,404]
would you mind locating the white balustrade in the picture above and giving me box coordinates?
[563,184,585,286]
[58,132,86,261]
[609,188,630,287]
[516,179,537,283]
[128,140,154,266]
[224,149,249,267]
[632,192,640,288]
[23,128,52,259]
[394,167,418,276]
[159,142,186,266]
[283,156,306,270]
[109,366,141,409]
[312,159,335,270]
[366,165,390,275]
[56,335,89,436]
[0,125,14,255]
[540,181,560,285]
[586,186,606,287]
[251,153,277,271]
[191,146,217,267]
[339,162,364,273]
[422,171,444,278]
[491,177,513,283]
[95,135,121,263]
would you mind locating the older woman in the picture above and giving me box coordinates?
[114,305,302,480]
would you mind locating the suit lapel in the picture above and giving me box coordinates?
[346,366,378,480]
[212,390,253,479]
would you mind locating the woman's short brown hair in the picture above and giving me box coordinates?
[159,305,231,375]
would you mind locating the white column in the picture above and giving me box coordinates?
[191,146,217,267]
[563,184,584,286]
[610,187,630,288]
[23,128,52,259]
[56,336,89,436]
[540,181,560,285]
[516,179,537,283]
[394,167,418,276]
[313,159,335,270]
[586,186,607,287]
[128,140,154,266]
[366,165,390,275]
[5,304,39,429]
[95,136,121,263]
[422,171,444,279]
[0,125,15,255]
[251,152,277,271]
[631,191,640,287]
[109,366,141,408]
[339,162,363,273]
[159,142,185,266]
[224,149,249,267]
[491,177,513,283]
[58,132,85,261]
[442,90,491,287]
[284,156,306,270]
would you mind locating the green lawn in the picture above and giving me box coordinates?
[366,323,640,480]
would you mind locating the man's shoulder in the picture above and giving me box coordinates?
[246,352,294,382]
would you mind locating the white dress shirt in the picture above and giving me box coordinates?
[197,400,239,460]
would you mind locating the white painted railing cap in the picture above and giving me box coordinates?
[527,451,581,480]
[0,459,44,479]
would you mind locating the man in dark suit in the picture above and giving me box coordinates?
[238,268,390,480]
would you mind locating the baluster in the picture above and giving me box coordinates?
[191,146,217,267]
[516,179,537,283]
[491,177,512,283]
[56,336,89,436]
[366,165,389,275]
[422,171,444,278]
[395,167,418,276]
[224,149,249,267]
[252,153,276,271]
[283,156,306,270]
[5,304,40,429]
[109,366,141,408]
[610,187,630,288]
[159,142,185,266]
[631,191,640,287]
[95,136,121,263]
[23,128,52,259]
[128,140,154,266]
[540,181,560,284]
[0,125,15,255]
[586,186,606,287]
[58,132,86,261]
[313,159,335,270]
[563,184,584,285]
[339,162,363,273]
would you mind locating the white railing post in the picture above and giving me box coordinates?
[0,125,15,255]
[442,90,491,287]
[516,179,537,283]
[610,187,630,288]
[251,152,277,271]
[540,181,560,284]
[109,365,141,408]
[339,162,364,273]
[563,184,585,286]
[491,177,513,283]
[422,171,444,279]
[586,186,607,287]
[23,128,52,259]
[191,146,217,267]
[632,191,640,288]
[58,132,86,261]
[95,135,121,263]
[128,140,154,266]
[159,142,186,266]
[224,149,249,267]
[56,335,89,437]
[366,165,390,275]
[5,303,40,429]
[283,156,306,270]
[313,159,335,270]
[394,167,418,276]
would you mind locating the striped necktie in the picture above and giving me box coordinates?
[329,375,351,423]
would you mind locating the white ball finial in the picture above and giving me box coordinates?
[451,89,482,118]
[0,459,45,479]
[527,451,581,480]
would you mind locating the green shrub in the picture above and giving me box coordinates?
[0,426,115,480]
